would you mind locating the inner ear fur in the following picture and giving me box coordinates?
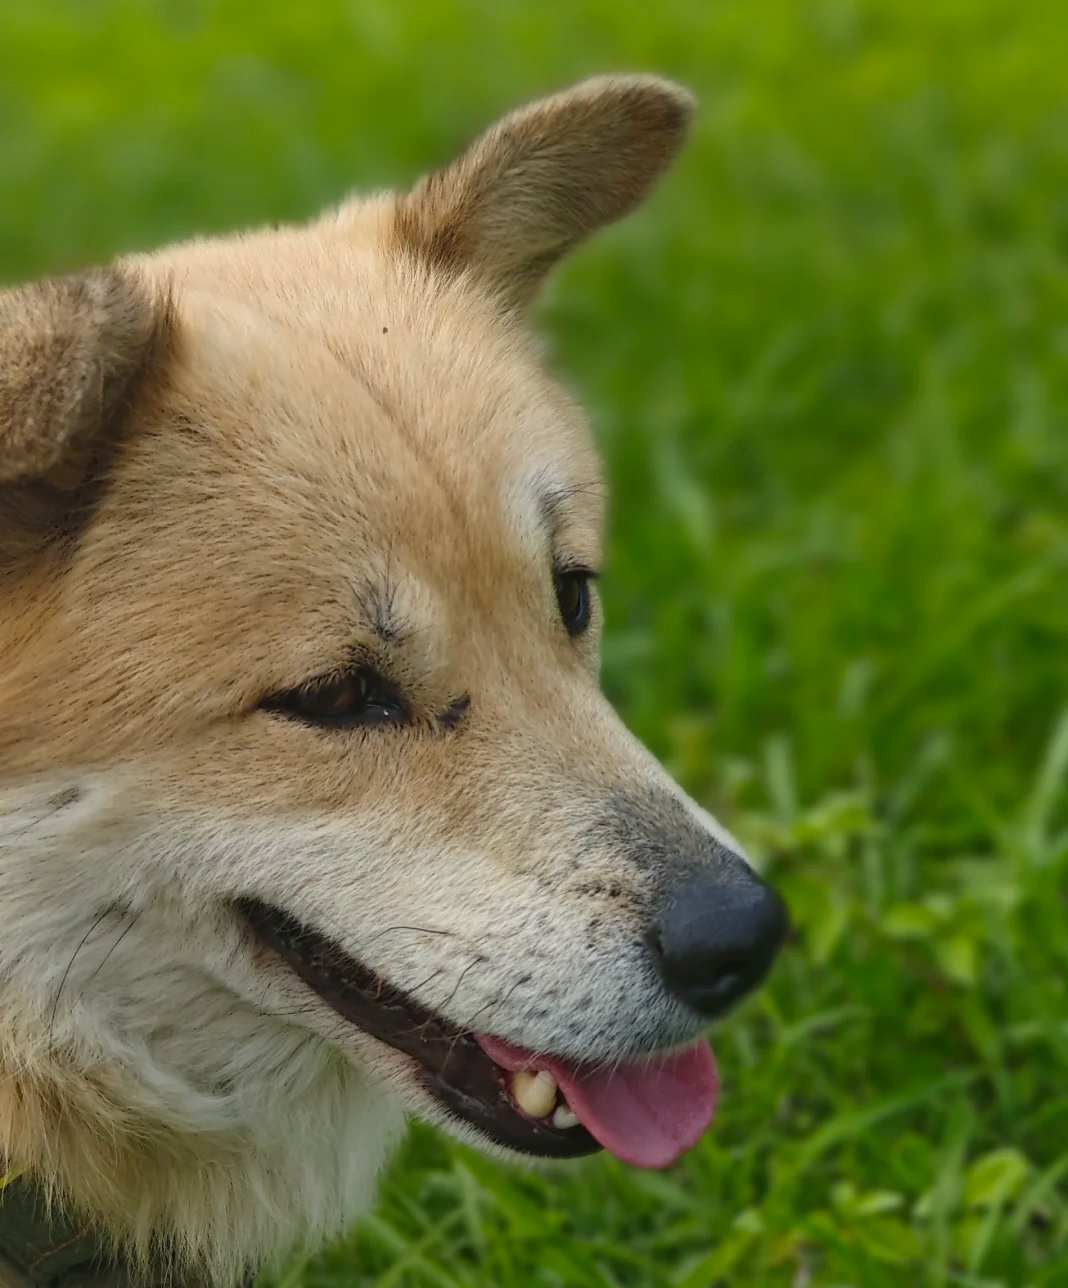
[394,73,695,309]
[0,267,165,488]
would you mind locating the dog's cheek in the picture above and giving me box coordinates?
[0,772,158,926]
[0,775,114,846]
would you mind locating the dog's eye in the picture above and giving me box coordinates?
[262,668,407,728]
[554,569,594,637]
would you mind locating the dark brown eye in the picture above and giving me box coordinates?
[261,667,407,728]
[554,569,594,637]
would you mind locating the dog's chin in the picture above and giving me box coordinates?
[236,898,603,1161]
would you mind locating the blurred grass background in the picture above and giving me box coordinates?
[3,1,1067,1284]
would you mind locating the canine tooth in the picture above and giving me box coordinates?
[511,1069,557,1119]
[552,1103,580,1130]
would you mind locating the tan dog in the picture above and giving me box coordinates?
[0,76,786,1285]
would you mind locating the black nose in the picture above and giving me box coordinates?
[648,865,788,1018]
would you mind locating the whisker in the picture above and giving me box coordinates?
[481,973,529,1035]
[71,910,144,1008]
[362,924,454,948]
[47,906,115,1048]
[433,954,487,1020]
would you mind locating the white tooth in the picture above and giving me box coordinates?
[511,1069,557,1119]
[552,1103,580,1130]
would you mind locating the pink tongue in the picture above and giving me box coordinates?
[477,1034,718,1170]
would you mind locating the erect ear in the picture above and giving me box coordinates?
[0,268,163,489]
[394,74,695,309]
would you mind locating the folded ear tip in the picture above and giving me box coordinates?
[0,266,167,486]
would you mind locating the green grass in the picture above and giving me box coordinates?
[3,1,1067,1284]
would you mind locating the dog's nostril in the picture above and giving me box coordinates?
[650,867,788,1020]
[708,972,742,1004]
[714,958,748,983]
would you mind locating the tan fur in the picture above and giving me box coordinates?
[396,74,694,306]
[0,76,735,1283]
[0,268,164,486]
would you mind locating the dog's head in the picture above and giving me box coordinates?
[0,75,785,1268]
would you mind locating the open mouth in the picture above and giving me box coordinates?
[238,898,719,1169]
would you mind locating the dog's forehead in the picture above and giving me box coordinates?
[135,226,604,572]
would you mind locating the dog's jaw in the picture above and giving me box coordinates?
[0,780,408,1285]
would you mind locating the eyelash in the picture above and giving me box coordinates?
[260,667,408,729]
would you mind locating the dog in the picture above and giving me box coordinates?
[0,75,787,1285]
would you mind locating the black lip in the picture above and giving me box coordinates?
[236,898,601,1160]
